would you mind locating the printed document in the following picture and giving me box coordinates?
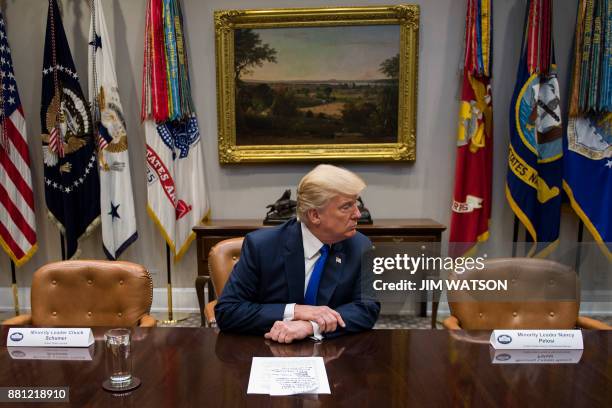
[247,357,331,395]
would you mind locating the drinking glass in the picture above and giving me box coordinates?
[104,328,132,387]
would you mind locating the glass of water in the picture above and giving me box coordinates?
[104,328,132,387]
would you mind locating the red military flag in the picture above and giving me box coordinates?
[449,0,493,254]
[141,0,210,261]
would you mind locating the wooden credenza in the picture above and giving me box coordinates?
[193,219,446,327]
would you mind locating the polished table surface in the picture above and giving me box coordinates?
[0,327,610,407]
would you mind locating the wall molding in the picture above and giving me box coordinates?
[0,287,610,316]
[0,287,201,314]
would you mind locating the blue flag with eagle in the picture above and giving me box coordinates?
[506,0,563,256]
[41,0,100,259]
[564,0,612,259]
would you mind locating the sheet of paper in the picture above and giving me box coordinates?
[247,357,331,395]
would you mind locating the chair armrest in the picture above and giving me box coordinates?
[2,314,32,325]
[577,316,612,330]
[442,316,462,330]
[205,301,217,328]
[138,314,157,327]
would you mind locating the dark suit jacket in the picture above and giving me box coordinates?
[215,218,380,337]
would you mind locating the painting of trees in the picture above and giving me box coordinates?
[379,53,399,79]
[378,53,399,136]
[234,29,277,83]
[233,27,400,145]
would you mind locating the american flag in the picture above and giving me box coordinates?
[0,11,37,266]
[97,126,111,151]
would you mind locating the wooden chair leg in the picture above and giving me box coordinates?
[195,276,209,327]
[431,300,439,329]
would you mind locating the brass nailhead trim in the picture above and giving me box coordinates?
[146,270,153,305]
[87,279,93,285]
[549,312,555,317]
[117,312,122,317]
[88,312,92,317]
[52,280,57,285]
[512,312,518,317]
[52,311,57,316]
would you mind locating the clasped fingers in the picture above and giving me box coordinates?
[313,307,345,333]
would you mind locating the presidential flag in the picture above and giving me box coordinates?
[506,0,563,256]
[0,11,37,266]
[41,0,100,259]
[450,0,493,254]
[564,0,612,259]
[89,0,138,259]
[142,0,209,261]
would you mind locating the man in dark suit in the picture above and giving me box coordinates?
[215,164,380,342]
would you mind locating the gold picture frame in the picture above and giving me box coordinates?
[214,5,419,163]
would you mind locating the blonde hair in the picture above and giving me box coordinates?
[296,164,366,221]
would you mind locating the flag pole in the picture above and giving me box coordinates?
[512,216,519,257]
[575,220,584,275]
[60,232,66,260]
[10,260,19,316]
[524,228,531,256]
[160,243,188,324]
[165,243,174,322]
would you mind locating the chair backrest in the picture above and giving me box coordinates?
[208,238,244,297]
[31,260,153,327]
[448,258,580,330]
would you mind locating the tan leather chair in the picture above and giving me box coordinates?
[3,260,156,327]
[443,257,611,330]
[204,238,244,327]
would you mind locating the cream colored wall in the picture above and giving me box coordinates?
[0,1,591,305]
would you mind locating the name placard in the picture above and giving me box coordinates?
[7,328,94,348]
[489,348,583,364]
[490,330,583,350]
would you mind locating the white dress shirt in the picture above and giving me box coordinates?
[282,222,326,339]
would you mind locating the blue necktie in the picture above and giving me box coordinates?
[304,245,330,305]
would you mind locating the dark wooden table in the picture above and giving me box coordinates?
[194,219,446,327]
[1,327,610,407]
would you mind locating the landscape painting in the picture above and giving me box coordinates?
[234,25,400,146]
[214,6,419,162]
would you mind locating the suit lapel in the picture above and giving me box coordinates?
[284,220,305,304]
[317,242,345,305]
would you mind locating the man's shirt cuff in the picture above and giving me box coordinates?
[310,321,323,341]
[283,303,295,321]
